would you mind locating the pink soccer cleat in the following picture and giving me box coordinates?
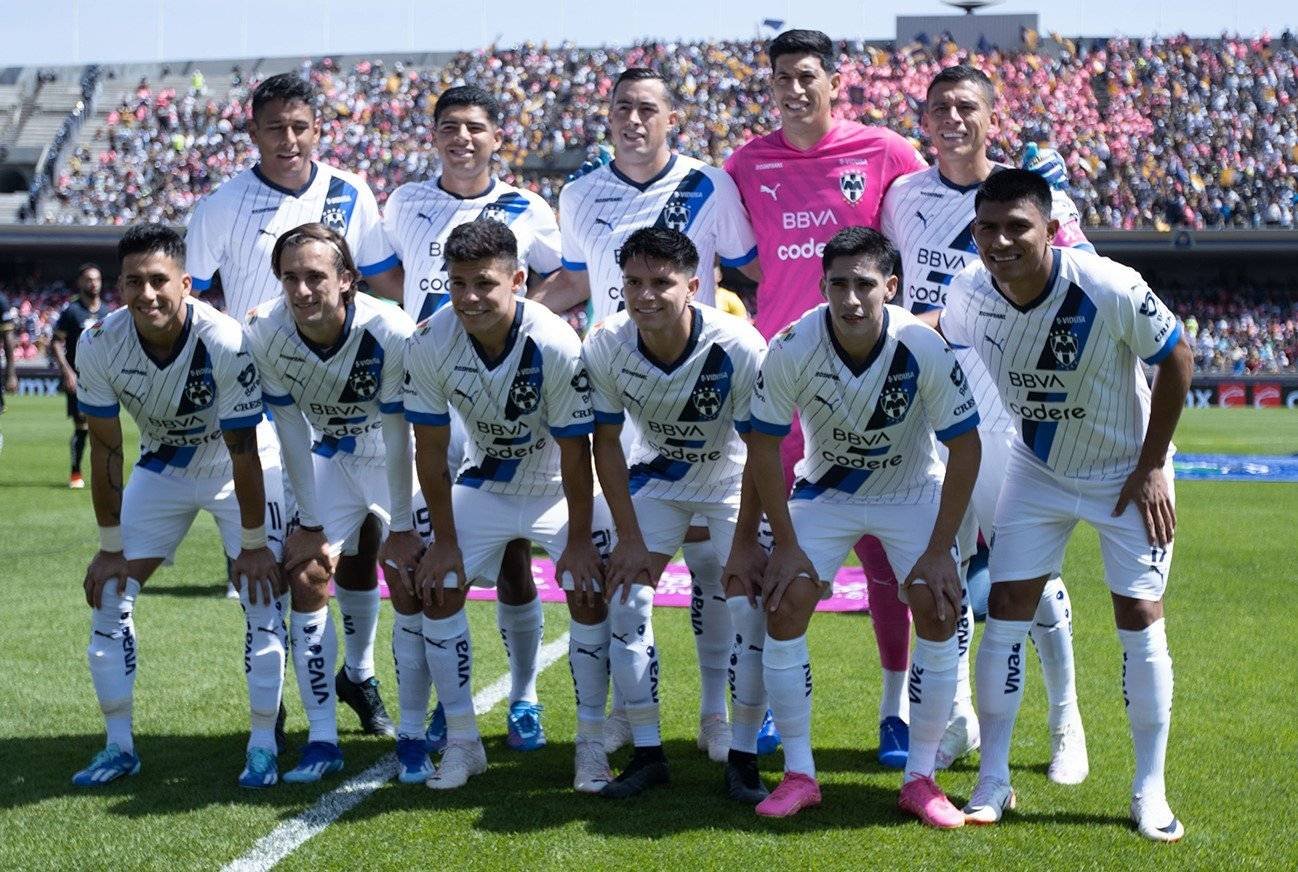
[898,774,965,829]
[755,771,822,818]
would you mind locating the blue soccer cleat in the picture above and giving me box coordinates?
[756,708,782,756]
[282,741,344,784]
[396,737,434,785]
[879,716,910,769]
[238,747,279,789]
[71,744,141,787]
[425,702,447,754]
[505,701,547,751]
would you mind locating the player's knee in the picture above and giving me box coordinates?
[566,594,606,625]
[423,586,468,620]
[766,580,819,640]
[723,574,749,599]
[388,580,421,616]
[987,577,1047,620]
[289,565,331,611]
[1112,593,1163,631]
[906,583,957,640]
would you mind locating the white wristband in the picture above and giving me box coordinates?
[241,525,268,550]
[98,525,123,553]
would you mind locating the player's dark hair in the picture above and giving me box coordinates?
[617,227,700,276]
[433,84,501,125]
[252,72,318,119]
[118,223,185,267]
[768,29,836,74]
[975,168,1053,221]
[76,262,102,279]
[444,219,519,269]
[613,68,673,106]
[926,64,996,108]
[821,226,899,277]
[271,223,359,301]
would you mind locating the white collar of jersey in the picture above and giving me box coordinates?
[436,176,497,201]
[989,248,1063,314]
[297,301,355,361]
[137,300,195,370]
[609,153,678,192]
[467,300,524,370]
[252,161,319,198]
[636,304,702,374]
[825,306,890,377]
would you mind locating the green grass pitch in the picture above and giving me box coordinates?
[1,397,1295,870]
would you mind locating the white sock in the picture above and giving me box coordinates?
[569,618,610,733]
[423,609,478,740]
[391,611,432,740]
[879,669,910,723]
[683,540,730,719]
[497,597,543,704]
[905,635,959,782]
[764,634,814,778]
[88,578,141,753]
[335,586,379,683]
[952,581,975,713]
[291,606,339,745]
[974,617,1032,783]
[726,596,767,753]
[609,584,660,747]
[1119,619,1173,802]
[1029,576,1079,732]
[240,590,286,751]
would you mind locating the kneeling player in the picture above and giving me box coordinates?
[582,228,769,801]
[73,224,284,788]
[744,227,980,825]
[405,220,614,792]
[248,223,429,784]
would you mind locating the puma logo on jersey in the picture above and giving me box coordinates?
[915,210,928,228]
[594,217,614,230]
[760,183,781,201]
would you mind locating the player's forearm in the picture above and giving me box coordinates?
[51,338,75,379]
[381,412,414,531]
[364,266,405,304]
[747,433,795,544]
[592,428,641,544]
[88,422,125,528]
[930,429,980,554]
[528,269,590,313]
[2,335,15,382]
[224,427,268,529]
[270,405,323,527]
[558,436,596,538]
[733,438,762,541]
[413,426,458,544]
[738,258,763,284]
[1138,336,1193,470]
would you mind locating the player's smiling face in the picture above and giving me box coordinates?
[250,98,320,187]
[922,80,992,162]
[434,105,502,184]
[447,256,525,340]
[610,79,676,168]
[277,240,353,340]
[821,254,896,343]
[119,250,191,341]
[621,255,698,334]
[973,197,1059,295]
[770,54,839,133]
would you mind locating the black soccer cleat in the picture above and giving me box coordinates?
[275,701,288,755]
[599,745,670,799]
[335,668,396,736]
[724,750,770,805]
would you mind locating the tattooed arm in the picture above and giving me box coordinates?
[86,414,126,526]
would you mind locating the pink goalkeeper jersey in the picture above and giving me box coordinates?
[725,120,927,339]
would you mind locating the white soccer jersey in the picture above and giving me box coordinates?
[186,163,397,318]
[582,305,766,503]
[882,165,1083,435]
[941,247,1182,481]
[246,293,414,461]
[751,304,980,505]
[404,299,594,497]
[559,155,758,321]
[75,299,263,479]
[383,177,562,321]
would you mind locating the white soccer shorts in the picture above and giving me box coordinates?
[954,427,1015,561]
[634,492,740,564]
[313,453,428,557]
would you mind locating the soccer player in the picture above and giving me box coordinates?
[186,71,404,736]
[940,170,1192,841]
[70,224,284,788]
[880,64,1092,780]
[382,84,561,751]
[744,226,980,825]
[52,263,109,489]
[404,220,614,792]
[0,288,15,424]
[246,223,429,783]
[582,228,768,801]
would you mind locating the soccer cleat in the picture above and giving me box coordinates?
[69,472,86,489]
[604,708,632,754]
[335,668,396,737]
[238,747,278,789]
[396,737,434,784]
[697,714,731,764]
[963,776,1017,824]
[425,702,447,753]
[1130,794,1185,842]
[935,707,981,770]
[573,739,613,794]
[755,771,821,818]
[898,774,964,829]
[599,746,670,799]
[71,745,141,787]
[505,701,547,751]
[756,708,782,756]
[724,751,770,805]
[1047,717,1089,785]
[426,739,487,790]
[282,741,344,783]
[878,716,909,769]
[274,702,287,756]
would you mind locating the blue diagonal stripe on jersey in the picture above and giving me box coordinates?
[477,191,530,223]
[628,455,691,495]
[417,292,450,323]
[504,337,544,421]
[791,465,870,500]
[863,342,919,431]
[652,170,713,235]
[321,176,358,234]
[925,270,954,286]
[138,444,197,472]
[458,455,521,487]
[677,343,734,423]
[1022,282,1097,463]
[338,330,384,403]
[665,437,707,448]
[949,219,978,254]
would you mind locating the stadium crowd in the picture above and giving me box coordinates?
[43,32,1298,230]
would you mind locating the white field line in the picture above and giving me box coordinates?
[223,633,571,872]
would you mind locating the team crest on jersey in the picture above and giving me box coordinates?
[881,388,910,422]
[1048,329,1080,369]
[184,375,214,409]
[509,376,540,414]
[321,207,347,233]
[346,368,379,401]
[479,203,509,224]
[949,361,968,395]
[839,170,865,206]
[1138,290,1160,318]
[690,386,723,420]
[664,197,691,233]
[570,368,591,394]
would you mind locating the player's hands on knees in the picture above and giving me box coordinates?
[1114,464,1175,547]
[604,535,654,605]
[379,529,426,600]
[416,538,465,607]
[723,538,768,607]
[84,550,131,609]
[284,527,331,575]
[761,543,817,613]
[905,547,961,623]
[557,539,605,608]
[233,546,281,605]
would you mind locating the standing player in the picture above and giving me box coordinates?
[404,220,614,793]
[582,228,769,801]
[247,224,429,784]
[70,224,284,788]
[382,84,561,750]
[940,170,1192,841]
[744,227,980,825]
[881,64,1091,780]
[52,263,108,489]
[186,72,404,736]
[0,286,16,438]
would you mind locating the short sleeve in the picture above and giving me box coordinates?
[352,184,400,277]
[185,197,223,292]
[381,187,407,264]
[558,184,588,272]
[920,342,980,443]
[885,134,927,191]
[543,335,595,438]
[728,329,766,433]
[524,197,563,276]
[582,333,624,425]
[74,330,119,417]
[402,332,450,426]
[939,268,977,348]
[54,307,75,337]
[378,317,412,414]
[711,171,758,267]
[246,327,295,407]
[1111,270,1182,365]
[215,333,264,431]
[748,339,798,436]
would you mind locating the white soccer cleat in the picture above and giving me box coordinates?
[573,739,613,794]
[426,739,487,790]
[604,708,632,755]
[935,704,980,770]
[1048,717,1089,785]
[1131,794,1185,842]
[697,714,732,764]
[962,776,1017,825]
